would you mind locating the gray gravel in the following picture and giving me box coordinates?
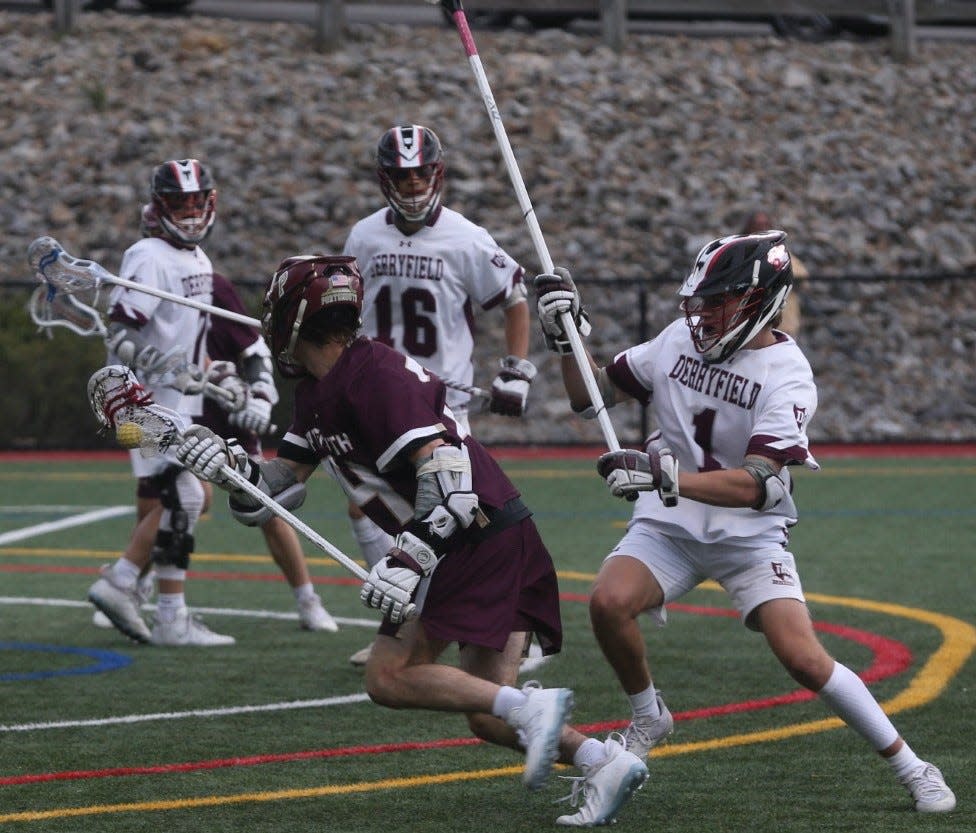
[2,12,974,444]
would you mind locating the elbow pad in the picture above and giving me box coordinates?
[742,459,788,511]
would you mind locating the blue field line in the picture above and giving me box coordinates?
[0,642,132,682]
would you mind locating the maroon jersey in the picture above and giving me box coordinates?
[281,338,562,653]
[282,338,518,535]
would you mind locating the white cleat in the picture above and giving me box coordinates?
[92,569,155,630]
[621,693,674,759]
[900,763,956,813]
[507,680,574,791]
[349,641,374,667]
[556,734,649,827]
[150,607,236,647]
[298,595,339,633]
[88,565,151,643]
[518,641,552,676]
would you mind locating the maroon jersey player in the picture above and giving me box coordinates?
[175,254,649,826]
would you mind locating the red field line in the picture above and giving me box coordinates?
[0,603,912,788]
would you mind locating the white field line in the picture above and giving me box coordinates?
[0,595,379,733]
[0,692,371,733]
[0,506,132,545]
[0,596,378,628]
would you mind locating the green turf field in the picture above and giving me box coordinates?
[0,452,973,832]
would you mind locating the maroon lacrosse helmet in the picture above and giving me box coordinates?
[262,255,364,377]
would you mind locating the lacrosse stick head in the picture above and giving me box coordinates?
[28,236,113,295]
[28,283,106,338]
[87,365,187,456]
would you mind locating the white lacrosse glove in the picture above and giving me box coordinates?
[105,322,175,376]
[360,531,437,624]
[488,356,537,417]
[205,361,248,413]
[169,362,207,396]
[175,425,249,486]
[229,381,275,435]
[534,267,591,355]
[596,447,679,505]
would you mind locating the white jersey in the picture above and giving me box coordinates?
[607,319,819,546]
[106,236,213,416]
[343,206,524,410]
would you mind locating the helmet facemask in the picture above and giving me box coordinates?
[679,231,793,363]
[150,159,217,246]
[376,124,445,224]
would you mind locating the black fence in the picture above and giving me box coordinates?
[2,269,975,450]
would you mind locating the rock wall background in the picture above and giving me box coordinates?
[1,11,974,445]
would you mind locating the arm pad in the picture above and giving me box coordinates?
[229,457,307,527]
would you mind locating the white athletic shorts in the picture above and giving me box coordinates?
[606,519,806,631]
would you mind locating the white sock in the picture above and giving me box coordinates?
[573,737,606,770]
[886,744,924,780]
[155,592,185,623]
[629,685,662,719]
[492,686,526,720]
[351,516,394,570]
[111,557,142,589]
[817,662,900,751]
[293,582,317,603]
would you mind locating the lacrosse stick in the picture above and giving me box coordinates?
[30,237,481,411]
[87,365,372,585]
[433,0,621,453]
[30,283,238,408]
[28,236,259,328]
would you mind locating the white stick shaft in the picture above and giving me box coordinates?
[98,273,260,328]
[220,467,369,582]
[449,13,621,452]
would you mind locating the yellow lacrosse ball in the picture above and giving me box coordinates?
[115,422,144,449]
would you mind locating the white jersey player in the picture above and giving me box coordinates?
[339,123,539,668]
[343,123,534,429]
[88,158,233,648]
[535,230,956,813]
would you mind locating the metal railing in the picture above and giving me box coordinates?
[45,1,976,56]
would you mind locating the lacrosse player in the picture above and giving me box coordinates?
[535,231,956,814]
[198,269,338,632]
[175,255,649,826]
[87,158,235,647]
[339,123,541,667]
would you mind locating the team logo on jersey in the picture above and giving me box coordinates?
[793,405,808,430]
[770,561,795,586]
[307,426,354,457]
[490,252,507,269]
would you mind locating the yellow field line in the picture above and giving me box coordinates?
[1,584,971,825]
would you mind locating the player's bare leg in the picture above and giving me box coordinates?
[589,555,674,757]
[261,515,337,632]
[756,598,955,812]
